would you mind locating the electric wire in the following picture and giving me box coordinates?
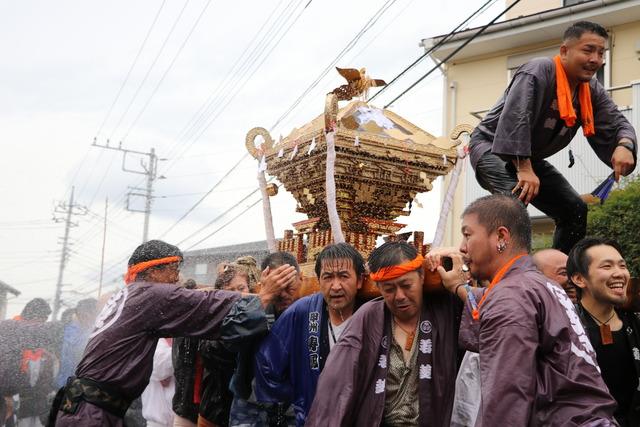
[368,0,497,102]
[119,0,215,143]
[270,0,397,132]
[95,1,168,138]
[108,0,191,142]
[383,0,522,108]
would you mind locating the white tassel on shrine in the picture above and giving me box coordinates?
[258,171,277,253]
[354,135,360,147]
[277,148,284,158]
[308,137,317,155]
[290,144,299,160]
[325,130,345,243]
[258,155,267,172]
[432,146,466,248]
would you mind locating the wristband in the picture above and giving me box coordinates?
[617,140,635,155]
[465,284,478,312]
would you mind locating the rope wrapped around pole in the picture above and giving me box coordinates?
[432,145,467,248]
[245,127,277,253]
[258,170,277,253]
[325,129,345,243]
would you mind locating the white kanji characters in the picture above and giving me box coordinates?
[420,338,432,354]
[375,378,386,394]
[378,354,387,369]
[419,364,432,380]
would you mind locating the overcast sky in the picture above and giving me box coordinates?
[0,0,504,317]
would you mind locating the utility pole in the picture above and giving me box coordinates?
[98,197,108,298]
[92,139,164,243]
[52,186,87,319]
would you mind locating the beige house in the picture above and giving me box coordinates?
[421,0,640,247]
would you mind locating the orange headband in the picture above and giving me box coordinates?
[124,256,182,285]
[369,254,424,282]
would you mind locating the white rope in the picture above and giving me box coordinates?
[257,170,277,253]
[325,130,345,243]
[432,145,466,248]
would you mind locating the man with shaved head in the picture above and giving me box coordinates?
[533,248,576,303]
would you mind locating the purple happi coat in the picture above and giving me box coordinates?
[306,292,461,427]
[55,281,249,426]
[460,256,618,426]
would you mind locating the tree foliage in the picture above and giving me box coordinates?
[587,175,640,277]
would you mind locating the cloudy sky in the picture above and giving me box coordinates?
[0,0,504,316]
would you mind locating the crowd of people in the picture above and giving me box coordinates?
[1,19,639,427]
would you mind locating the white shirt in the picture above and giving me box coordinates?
[141,338,175,427]
[328,318,351,350]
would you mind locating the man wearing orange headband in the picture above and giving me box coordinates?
[436,194,617,426]
[50,239,288,427]
[469,20,636,254]
[307,241,462,427]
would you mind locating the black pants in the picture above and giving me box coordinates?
[474,151,587,254]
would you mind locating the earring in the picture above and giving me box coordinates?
[497,241,507,253]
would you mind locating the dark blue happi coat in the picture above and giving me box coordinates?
[253,292,325,426]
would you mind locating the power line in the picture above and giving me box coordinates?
[176,185,261,246]
[170,0,291,146]
[270,0,397,132]
[75,0,400,287]
[75,3,168,203]
[368,0,497,102]
[120,0,215,143]
[108,0,191,141]
[148,0,312,239]
[71,0,299,246]
[153,0,395,241]
[95,1,168,138]
[157,153,248,238]
[159,0,311,176]
[383,0,522,108]
[185,196,262,250]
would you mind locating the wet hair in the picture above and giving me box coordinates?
[21,298,51,321]
[567,236,624,279]
[128,240,182,266]
[235,256,260,290]
[214,264,248,290]
[261,251,300,272]
[183,278,197,289]
[60,308,75,324]
[563,21,608,41]
[314,243,365,278]
[368,241,420,274]
[462,194,532,252]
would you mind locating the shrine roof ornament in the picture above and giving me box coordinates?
[244,66,473,294]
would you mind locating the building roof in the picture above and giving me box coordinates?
[183,240,270,259]
[421,0,640,63]
[0,280,20,296]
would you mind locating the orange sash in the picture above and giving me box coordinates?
[124,256,182,284]
[369,254,424,282]
[472,253,527,321]
[554,55,595,137]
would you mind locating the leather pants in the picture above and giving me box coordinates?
[473,151,587,254]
